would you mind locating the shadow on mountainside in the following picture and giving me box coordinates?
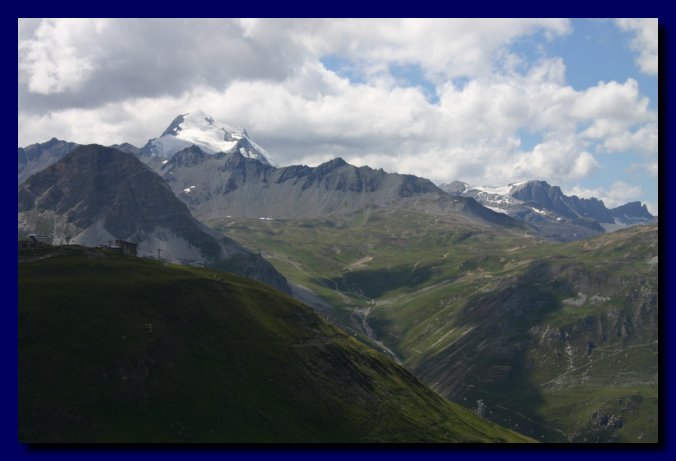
[412,260,575,441]
[316,263,438,300]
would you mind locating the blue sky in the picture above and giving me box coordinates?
[18,18,658,212]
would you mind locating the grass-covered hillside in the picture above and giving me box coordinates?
[19,244,531,443]
[214,211,658,443]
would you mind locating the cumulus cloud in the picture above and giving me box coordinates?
[18,18,315,112]
[511,139,599,182]
[18,55,654,187]
[645,161,658,177]
[19,19,101,94]
[628,161,658,178]
[615,18,658,75]
[567,181,644,209]
[601,123,658,155]
[571,79,650,122]
[18,18,570,113]
[278,18,571,82]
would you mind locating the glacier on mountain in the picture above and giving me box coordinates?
[142,110,274,166]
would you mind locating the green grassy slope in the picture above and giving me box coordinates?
[19,245,531,443]
[372,225,658,443]
[210,207,536,334]
[214,213,658,443]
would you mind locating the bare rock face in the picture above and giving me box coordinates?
[18,145,290,294]
[156,149,444,220]
[510,181,615,223]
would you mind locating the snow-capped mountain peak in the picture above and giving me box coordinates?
[440,179,656,241]
[142,110,274,166]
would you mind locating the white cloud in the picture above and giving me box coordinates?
[628,161,658,178]
[19,55,653,189]
[615,18,658,75]
[19,19,102,94]
[571,79,650,122]
[645,161,658,177]
[601,123,658,155]
[510,138,599,183]
[290,18,571,82]
[18,19,315,111]
[19,18,570,110]
[566,181,643,209]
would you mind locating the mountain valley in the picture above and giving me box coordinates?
[213,212,658,442]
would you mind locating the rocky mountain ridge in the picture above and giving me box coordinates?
[440,180,656,241]
[18,144,290,293]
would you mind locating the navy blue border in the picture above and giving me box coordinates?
[8,5,672,460]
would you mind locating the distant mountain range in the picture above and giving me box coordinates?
[440,180,655,241]
[18,111,273,185]
[18,110,656,244]
[18,145,289,294]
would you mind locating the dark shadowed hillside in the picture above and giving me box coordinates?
[18,245,532,443]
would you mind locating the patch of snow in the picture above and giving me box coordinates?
[463,184,526,212]
[473,184,513,196]
[563,292,587,307]
[564,343,574,371]
[473,181,527,196]
[484,205,509,215]
[590,294,610,303]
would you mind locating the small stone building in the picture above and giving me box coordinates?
[114,239,138,257]
[19,235,51,248]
